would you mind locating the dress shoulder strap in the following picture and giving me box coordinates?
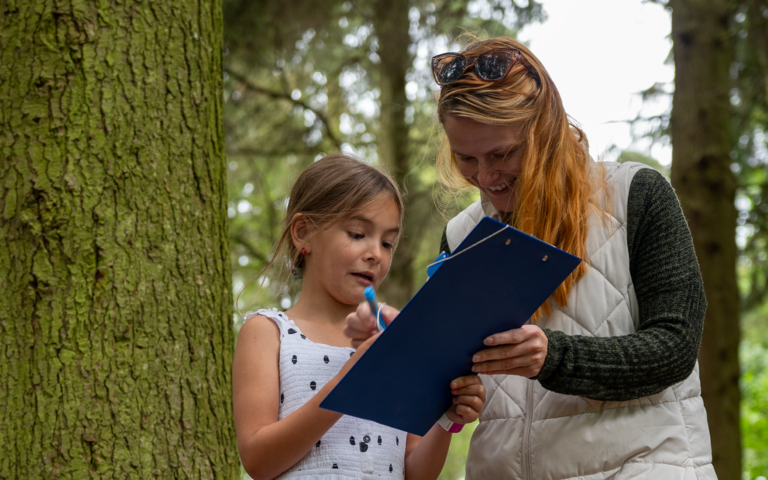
[244,308,296,336]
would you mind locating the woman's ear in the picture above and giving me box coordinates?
[290,213,312,253]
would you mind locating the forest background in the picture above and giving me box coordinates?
[223,0,768,478]
[1,0,766,479]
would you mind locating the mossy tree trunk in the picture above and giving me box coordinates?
[0,0,238,478]
[669,1,741,478]
[372,0,414,307]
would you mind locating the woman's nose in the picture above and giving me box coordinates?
[477,160,499,186]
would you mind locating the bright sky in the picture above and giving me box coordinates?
[518,0,674,165]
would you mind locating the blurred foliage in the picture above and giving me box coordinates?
[741,306,768,479]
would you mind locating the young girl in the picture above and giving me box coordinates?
[233,153,485,480]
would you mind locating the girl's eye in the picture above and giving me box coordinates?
[348,231,364,240]
[382,242,394,250]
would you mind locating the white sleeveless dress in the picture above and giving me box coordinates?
[246,309,407,479]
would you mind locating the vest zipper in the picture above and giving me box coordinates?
[523,378,534,480]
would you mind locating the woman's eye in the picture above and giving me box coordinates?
[348,231,364,240]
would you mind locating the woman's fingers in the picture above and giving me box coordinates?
[472,354,542,376]
[471,325,548,378]
[482,324,538,346]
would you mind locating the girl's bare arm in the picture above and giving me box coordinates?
[233,316,373,480]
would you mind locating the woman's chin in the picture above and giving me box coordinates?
[487,194,516,214]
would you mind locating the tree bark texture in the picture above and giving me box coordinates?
[669,1,741,478]
[372,0,414,307]
[0,1,238,478]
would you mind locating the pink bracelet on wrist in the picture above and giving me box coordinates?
[438,413,464,433]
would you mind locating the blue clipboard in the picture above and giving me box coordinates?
[320,216,582,436]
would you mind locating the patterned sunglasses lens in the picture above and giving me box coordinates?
[476,51,514,81]
[434,55,468,84]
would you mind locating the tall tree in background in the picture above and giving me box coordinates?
[0,1,238,478]
[669,0,741,477]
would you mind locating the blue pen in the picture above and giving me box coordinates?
[364,286,387,332]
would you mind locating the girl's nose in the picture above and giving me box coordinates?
[365,241,383,263]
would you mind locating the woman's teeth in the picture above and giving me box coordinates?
[488,184,508,191]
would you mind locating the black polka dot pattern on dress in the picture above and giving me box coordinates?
[316,440,321,447]
[396,436,399,445]
[323,355,329,364]
[332,463,338,469]
[389,464,393,473]
[349,436,355,445]
[363,435,370,443]
[349,351,354,357]
[300,334,307,339]
[310,381,316,391]
[378,436,382,445]
[359,442,368,452]
[280,393,284,403]
[288,328,297,334]
[291,355,297,364]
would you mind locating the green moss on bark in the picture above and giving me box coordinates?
[0,1,237,478]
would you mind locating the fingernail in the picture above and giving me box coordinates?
[485,337,494,345]
[472,355,480,362]
[451,382,458,388]
[472,365,479,372]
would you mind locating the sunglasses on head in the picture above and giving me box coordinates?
[431,48,540,86]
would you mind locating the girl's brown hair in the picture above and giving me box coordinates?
[238,153,404,313]
[436,36,608,321]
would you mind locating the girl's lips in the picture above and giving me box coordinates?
[351,272,374,285]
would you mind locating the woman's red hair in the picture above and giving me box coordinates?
[436,36,608,321]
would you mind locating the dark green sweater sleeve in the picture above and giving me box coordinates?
[537,169,706,400]
[440,169,707,401]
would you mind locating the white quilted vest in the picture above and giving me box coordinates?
[446,162,716,480]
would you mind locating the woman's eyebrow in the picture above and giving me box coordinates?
[452,142,524,158]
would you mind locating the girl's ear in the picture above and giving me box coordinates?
[290,213,312,253]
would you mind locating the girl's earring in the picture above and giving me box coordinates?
[301,248,308,255]
[285,256,303,281]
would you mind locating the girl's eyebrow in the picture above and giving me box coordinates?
[348,215,400,234]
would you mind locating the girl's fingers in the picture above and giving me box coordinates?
[454,403,480,421]
[452,394,484,412]
[449,374,483,389]
[451,384,485,398]
[379,304,399,326]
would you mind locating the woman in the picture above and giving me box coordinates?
[346,37,716,479]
